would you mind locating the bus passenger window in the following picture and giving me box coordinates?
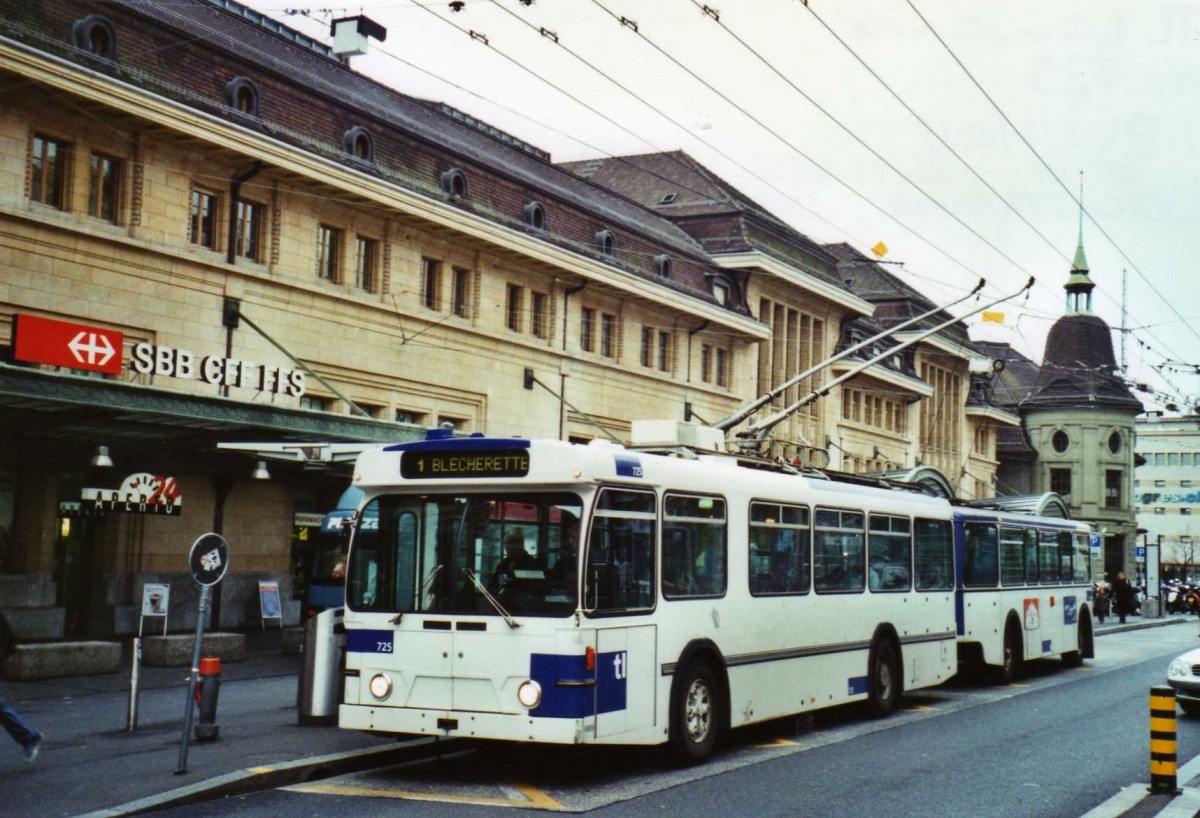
[914,518,952,591]
[1023,530,1039,584]
[814,509,865,593]
[748,502,810,596]
[662,494,727,599]
[963,524,998,587]
[868,515,911,592]
[1073,533,1091,583]
[1057,532,1073,582]
[586,488,655,613]
[999,527,1024,586]
[1039,530,1060,583]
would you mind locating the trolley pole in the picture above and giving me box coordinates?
[1149,686,1180,795]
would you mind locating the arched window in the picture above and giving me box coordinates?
[595,229,615,257]
[72,15,117,61]
[440,168,468,199]
[523,201,546,231]
[342,126,374,163]
[654,254,672,279]
[223,77,261,118]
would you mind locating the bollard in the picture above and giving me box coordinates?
[1149,685,1180,794]
[195,657,222,741]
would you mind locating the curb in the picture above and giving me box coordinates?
[1096,616,1191,637]
[76,737,466,817]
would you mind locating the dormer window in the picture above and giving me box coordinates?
[710,275,731,305]
[654,254,672,279]
[523,201,546,231]
[223,77,260,117]
[343,126,374,162]
[595,229,615,257]
[73,15,117,61]
[441,168,468,198]
[659,192,677,204]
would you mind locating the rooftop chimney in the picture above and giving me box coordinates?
[330,15,387,60]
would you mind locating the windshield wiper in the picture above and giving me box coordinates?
[464,569,521,629]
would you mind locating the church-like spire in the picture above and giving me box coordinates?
[1065,172,1095,314]
[1071,171,1089,272]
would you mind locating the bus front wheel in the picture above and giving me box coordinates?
[865,638,900,717]
[671,663,719,763]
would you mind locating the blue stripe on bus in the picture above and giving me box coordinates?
[382,437,532,452]
[847,676,869,696]
[346,629,395,654]
[530,652,627,719]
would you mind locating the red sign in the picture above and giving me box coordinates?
[13,314,124,375]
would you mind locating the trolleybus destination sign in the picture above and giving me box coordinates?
[400,449,529,479]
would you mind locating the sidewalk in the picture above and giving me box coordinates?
[0,630,406,818]
[0,616,1193,818]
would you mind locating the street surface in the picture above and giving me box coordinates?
[146,624,1200,817]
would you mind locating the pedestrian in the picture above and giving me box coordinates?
[1113,571,1135,625]
[0,612,42,763]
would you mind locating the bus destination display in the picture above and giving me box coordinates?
[401,449,529,479]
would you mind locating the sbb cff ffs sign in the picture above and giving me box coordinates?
[13,314,124,375]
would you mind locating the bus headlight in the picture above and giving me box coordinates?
[517,679,542,709]
[1169,658,1190,679]
[369,673,393,700]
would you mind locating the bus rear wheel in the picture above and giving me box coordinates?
[865,638,900,717]
[994,624,1022,685]
[671,663,719,763]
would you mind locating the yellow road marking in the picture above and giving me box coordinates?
[749,737,799,748]
[288,780,565,811]
[247,766,275,775]
[900,705,936,712]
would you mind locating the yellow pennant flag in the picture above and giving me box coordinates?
[981,311,1006,324]
[871,241,888,258]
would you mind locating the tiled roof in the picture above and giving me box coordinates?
[18,0,714,265]
[1027,315,1142,410]
[825,243,978,351]
[559,151,844,283]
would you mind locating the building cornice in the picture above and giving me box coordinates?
[893,330,974,361]
[965,405,1021,426]
[713,251,874,317]
[0,38,767,341]
[829,363,934,398]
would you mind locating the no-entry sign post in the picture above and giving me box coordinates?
[175,533,230,775]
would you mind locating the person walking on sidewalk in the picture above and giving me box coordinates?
[0,612,42,763]
[1113,571,1135,625]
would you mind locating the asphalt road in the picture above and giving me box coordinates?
[151,625,1200,817]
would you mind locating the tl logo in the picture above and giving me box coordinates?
[612,651,628,681]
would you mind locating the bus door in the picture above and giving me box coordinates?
[584,486,658,737]
[595,625,657,737]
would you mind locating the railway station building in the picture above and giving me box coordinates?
[0,0,1020,652]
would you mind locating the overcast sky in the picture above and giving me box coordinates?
[243,0,1200,412]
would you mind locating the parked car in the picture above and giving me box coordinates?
[1166,646,1200,715]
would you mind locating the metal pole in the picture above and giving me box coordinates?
[175,584,211,775]
[126,636,141,732]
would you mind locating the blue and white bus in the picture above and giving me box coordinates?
[952,505,1095,682]
[338,428,960,761]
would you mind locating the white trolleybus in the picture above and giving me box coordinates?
[951,503,1095,683]
[338,425,960,761]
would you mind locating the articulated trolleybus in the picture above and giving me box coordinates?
[952,505,1095,683]
[338,425,959,761]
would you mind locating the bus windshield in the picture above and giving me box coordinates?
[346,491,582,618]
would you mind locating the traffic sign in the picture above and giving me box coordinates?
[13,314,124,375]
[187,533,230,586]
[1137,546,1146,559]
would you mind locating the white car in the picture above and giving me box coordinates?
[1167,646,1200,715]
